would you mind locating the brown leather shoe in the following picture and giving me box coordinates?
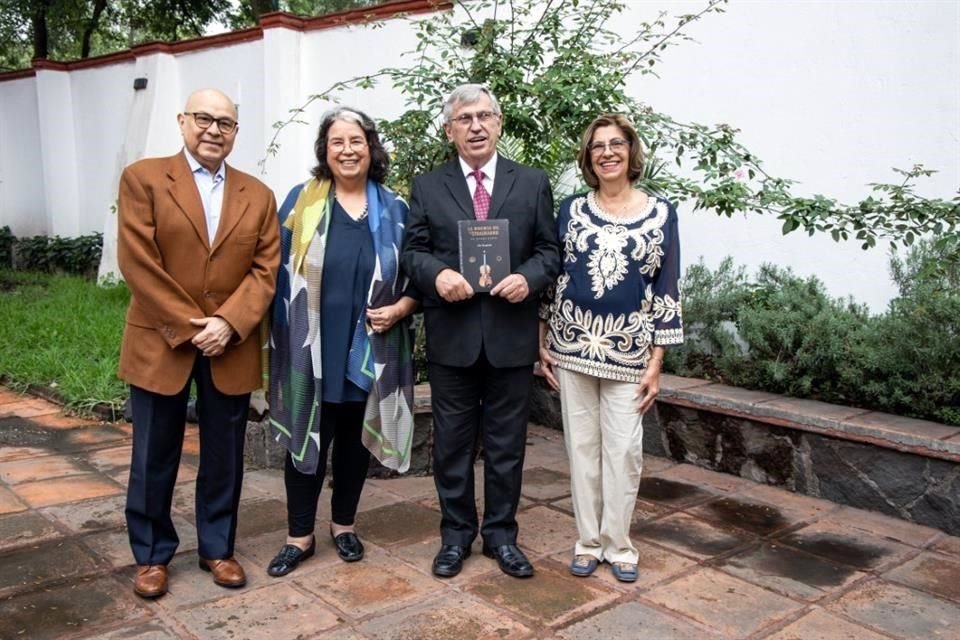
[198,556,246,588]
[133,565,168,598]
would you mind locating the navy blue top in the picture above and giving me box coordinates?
[321,200,374,403]
[541,191,684,383]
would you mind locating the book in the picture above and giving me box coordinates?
[458,219,510,292]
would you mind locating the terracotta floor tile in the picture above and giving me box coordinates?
[654,462,754,492]
[0,575,148,640]
[637,476,718,508]
[0,399,61,418]
[0,389,26,404]
[520,466,571,501]
[468,561,619,627]
[0,485,28,514]
[40,494,127,533]
[829,504,943,547]
[643,455,677,473]
[643,567,802,637]
[368,473,441,501]
[235,498,289,539]
[92,620,183,640]
[12,474,122,507]
[235,529,342,579]
[716,541,867,601]
[82,515,196,568]
[517,505,577,555]
[82,445,133,475]
[776,520,917,571]
[357,591,531,640]
[884,551,960,603]
[828,579,960,639]
[296,547,444,618]
[686,494,809,536]
[240,468,285,499]
[559,601,722,640]
[764,608,892,640]
[61,425,130,449]
[175,582,341,639]
[0,510,62,551]
[930,534,960,558]
[357,500,440,547]
[634,512,755,559]
[733,482,839,522]
[0,445,51,462]
[29,413,100,430]
[0,454,91,485]
[0,538,101,594]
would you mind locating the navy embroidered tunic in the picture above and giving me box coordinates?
[541,191,684,383]
[320,200,373,403]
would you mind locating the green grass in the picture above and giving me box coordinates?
[0,270,129,414]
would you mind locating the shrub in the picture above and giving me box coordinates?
[670,244,959,425]
[10,232,103,277]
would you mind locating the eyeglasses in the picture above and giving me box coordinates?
[449,111,500,127]
[327,138,368,153]
[184,112,238,134]
[588,138,630,155]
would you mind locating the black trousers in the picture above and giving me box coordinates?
[428,349,533,548]
[125,354,249,565]
[285,400,371,537]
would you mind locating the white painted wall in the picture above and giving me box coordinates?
[0,78,45,236]
[622,0,960,310]
[0,1,956,310]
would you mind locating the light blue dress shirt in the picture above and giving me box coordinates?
[183,150,225,245]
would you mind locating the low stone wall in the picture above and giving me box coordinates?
[647,375,960,536]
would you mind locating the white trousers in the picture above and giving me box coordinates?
[558,367,644,564]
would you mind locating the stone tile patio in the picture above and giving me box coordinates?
[1,389,960,639]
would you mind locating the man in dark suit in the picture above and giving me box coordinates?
[401,84,560,578]
[117,88,280,598]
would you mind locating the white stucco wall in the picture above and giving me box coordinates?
[623,0,960,310]
[0,78,45,236]
[0,1,956,310]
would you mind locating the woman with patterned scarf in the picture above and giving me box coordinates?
[266,107,417,577]
[538,114,684,583]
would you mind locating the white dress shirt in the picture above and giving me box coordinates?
[459,152,498,199]
[183,149,225,245]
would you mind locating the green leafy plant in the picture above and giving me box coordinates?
[0,225,13,268]
[262,0,958,258]
[671,244,960,426]
[12,232,103,277]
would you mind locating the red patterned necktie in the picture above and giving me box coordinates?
[472,169,490,221]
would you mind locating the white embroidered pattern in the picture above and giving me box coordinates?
[546,194,683,381]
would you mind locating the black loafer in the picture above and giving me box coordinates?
[432,544,471,577]
[267,537,315,577]
[332,531,364,562]
[483,544,534,578]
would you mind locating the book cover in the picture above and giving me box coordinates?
[458,219,510,292]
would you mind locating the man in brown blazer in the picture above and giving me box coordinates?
[117,88,280,599]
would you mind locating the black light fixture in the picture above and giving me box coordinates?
[133,77,148,90]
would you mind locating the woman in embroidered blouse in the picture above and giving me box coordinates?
[539,113,683,583]
[266,107,418,577]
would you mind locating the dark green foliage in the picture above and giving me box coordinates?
[671,243,959,425]
[0,226,14,268]
[12,232,103,277]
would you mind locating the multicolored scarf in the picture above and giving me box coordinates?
[267,177,416,473]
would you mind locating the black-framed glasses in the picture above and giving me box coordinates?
[588,138,630,155]
[449,110,500,127]
[184,111,238,134]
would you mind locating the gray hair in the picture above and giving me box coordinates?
[441,84,502,123]
[318,106,372,134]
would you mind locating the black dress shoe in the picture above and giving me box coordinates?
[267,538,315,577]
[483,544,534,578]
[332,531,364,562]
[432,544,471,577]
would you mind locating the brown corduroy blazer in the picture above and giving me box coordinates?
[117,151,280,395]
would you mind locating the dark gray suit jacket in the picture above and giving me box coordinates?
[401,156,560,368]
